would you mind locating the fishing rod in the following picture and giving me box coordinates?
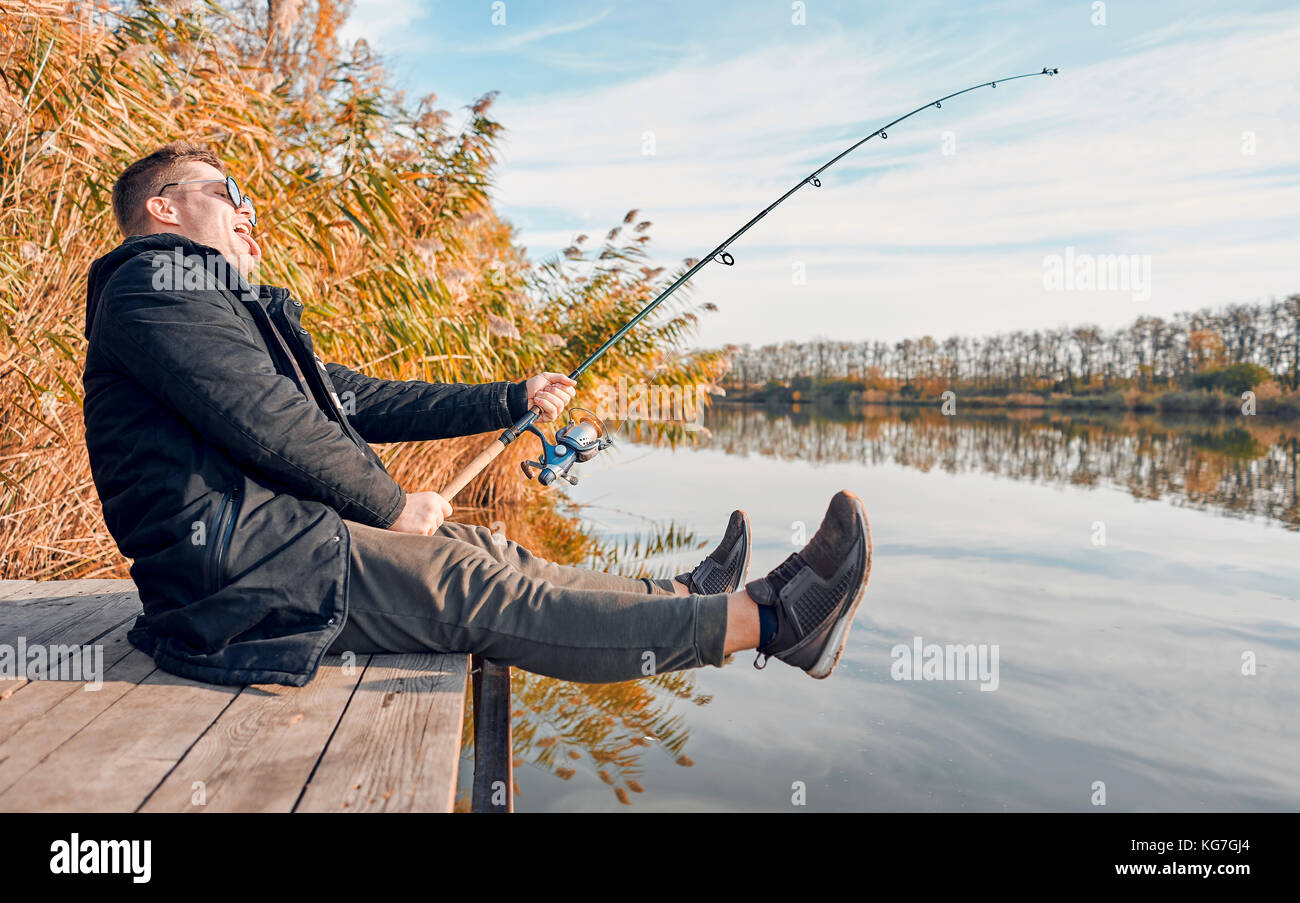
[438,66,1061,501]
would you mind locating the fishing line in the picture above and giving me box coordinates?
[438,67,1061,499]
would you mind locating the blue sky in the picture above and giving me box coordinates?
[341,0,1300,348]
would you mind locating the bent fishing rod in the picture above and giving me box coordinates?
[438,66,1061,501]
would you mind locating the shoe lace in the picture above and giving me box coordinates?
[766,552,806,595]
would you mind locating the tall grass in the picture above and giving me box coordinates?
[0,0,727,579]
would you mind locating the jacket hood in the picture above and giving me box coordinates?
[84,232,262,337]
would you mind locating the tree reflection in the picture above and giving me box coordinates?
[704,403,1300,530]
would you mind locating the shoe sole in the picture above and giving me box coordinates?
[805,492,872,680]
[718,511,749,667]
[730,509,751,594]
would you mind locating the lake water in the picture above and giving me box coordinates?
[466,404,1300,812]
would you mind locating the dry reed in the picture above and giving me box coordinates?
[0,0,728,578]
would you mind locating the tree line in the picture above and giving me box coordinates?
[720,296,1300,395]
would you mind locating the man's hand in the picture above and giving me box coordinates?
[523,371,577,422]
[388,491,452,535]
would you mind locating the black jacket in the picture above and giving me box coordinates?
[82,233,529,686]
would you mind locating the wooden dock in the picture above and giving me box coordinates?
[0,579,513,812]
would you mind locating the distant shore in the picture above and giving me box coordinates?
[717,387,1300,418]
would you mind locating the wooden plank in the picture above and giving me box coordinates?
[0,582,479,814]
[0,667,238,812]
[0,589,141,647]
[0,619,138,744]
[0,579,132,603]
[0,589,141,705]
[0,624,155,798]
[295,653,468,813]
[139,655,372,813]
[0,581,38,600]
[471,657,514,813]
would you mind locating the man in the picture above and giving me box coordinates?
[82,140,871,689]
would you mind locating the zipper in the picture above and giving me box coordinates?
[265,296,374,456]
[242,289,376,464]
[267,299,341,412]
[267,297,330,409]
[206,486,241,596]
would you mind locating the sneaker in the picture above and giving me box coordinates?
[674,509,751,595]
[746,490,871,679]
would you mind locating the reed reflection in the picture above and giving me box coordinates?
[452,514,711,809]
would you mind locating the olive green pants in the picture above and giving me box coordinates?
[326,519,731,682]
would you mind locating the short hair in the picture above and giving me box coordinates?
[111,141,223,237]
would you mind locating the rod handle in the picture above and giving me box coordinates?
[439,438,507,502]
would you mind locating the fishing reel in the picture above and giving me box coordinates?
[519,407,615,487]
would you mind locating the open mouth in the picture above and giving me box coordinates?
[232,221,261,259]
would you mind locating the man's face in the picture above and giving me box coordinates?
[145,162,261,279]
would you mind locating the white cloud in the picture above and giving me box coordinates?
[338,0,432,51]
[452,7,614,53]
[487,14,1300,347]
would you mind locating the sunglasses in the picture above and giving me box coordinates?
[157,175,256,227]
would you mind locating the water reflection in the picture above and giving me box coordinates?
[700,403,1300,530]
[457,404,1300,811]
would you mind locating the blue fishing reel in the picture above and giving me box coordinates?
[519,407,615,487]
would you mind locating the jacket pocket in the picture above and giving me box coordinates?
[204,486,242,596]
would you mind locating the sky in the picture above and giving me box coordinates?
[339,0,1300,350]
